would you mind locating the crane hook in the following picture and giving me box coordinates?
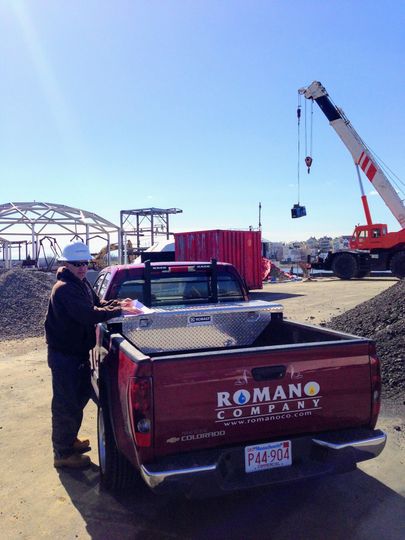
[305,156,313,174]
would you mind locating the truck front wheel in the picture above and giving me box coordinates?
[331,253,358,280]
[390,251,405,279]
[97,404,135,491]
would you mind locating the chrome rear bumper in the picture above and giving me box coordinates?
[312,431,386,454]
[141,463,217,490]
[140,428,386,496]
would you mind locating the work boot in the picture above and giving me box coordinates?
[73,437,91,453]
[54,453,91,469]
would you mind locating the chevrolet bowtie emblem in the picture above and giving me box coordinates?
[235,369,249,385]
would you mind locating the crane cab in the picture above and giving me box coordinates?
[350,224,391,250]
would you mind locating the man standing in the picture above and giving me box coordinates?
[45,242,137,469]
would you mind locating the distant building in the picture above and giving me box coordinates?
[306,237,318,250]
[273,235,353,263]
[284,243,303,262]
[318,236,332,253]
[332,236,351,252]
[266,241,284,261]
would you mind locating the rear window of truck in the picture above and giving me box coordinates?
[112,271,244,306]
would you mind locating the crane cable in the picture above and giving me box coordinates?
[304,98,313,173]
[297,93,302,204]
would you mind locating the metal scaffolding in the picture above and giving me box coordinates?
[119,207,182,263]
[0,202,120,269]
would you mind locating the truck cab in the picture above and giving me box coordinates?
[92,260,249,308]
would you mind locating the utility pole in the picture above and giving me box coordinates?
[258,202,262,230]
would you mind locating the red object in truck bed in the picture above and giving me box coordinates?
[174,229,262,290]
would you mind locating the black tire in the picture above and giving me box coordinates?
[355,270,370,279]
[97,404,135,491]
[389,251,405,279]
[331,253,358,280]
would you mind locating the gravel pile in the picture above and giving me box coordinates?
[328,279,405,398]
[0,268,55,341]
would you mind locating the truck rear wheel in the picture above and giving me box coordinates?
[97,404,136,491]
[331,253,358,280]
[390,251,405,279]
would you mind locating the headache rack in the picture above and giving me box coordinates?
[142,258,221,307]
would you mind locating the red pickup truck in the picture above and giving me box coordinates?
[91,260,386,497]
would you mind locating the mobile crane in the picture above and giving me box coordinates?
[299,81,405,279]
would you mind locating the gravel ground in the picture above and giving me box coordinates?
[328,279,405,398]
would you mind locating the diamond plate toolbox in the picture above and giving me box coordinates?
[121,300,283,353]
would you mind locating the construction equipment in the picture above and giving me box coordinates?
[299,81,405,279]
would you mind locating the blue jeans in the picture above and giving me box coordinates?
[48,348,92,458]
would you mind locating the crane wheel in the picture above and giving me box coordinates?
[331,253,358,280]
[389,251,405,279]
[355,270,370,279]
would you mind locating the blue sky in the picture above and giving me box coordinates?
[1,0,404,243]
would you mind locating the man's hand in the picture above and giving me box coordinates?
[120,299,143,315]
[120,298,134,308]
[120,298,146,315]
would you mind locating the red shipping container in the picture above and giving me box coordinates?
[174,229,262,290]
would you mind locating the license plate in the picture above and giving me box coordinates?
[245,440,292,473]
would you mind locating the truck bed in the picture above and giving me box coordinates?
[144,317,359,356]
[101,317,383,496]
[106,318,375,460]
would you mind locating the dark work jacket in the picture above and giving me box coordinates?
[45,267,122,356]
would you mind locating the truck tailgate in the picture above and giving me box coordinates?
[151,342,372,457]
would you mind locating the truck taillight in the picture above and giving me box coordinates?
[129,377,153,447]
[370,355,381,428]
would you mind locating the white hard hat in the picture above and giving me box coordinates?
[59,242,92,262]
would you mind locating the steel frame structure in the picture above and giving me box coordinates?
[119,207,182,263]
[0,202,119,268]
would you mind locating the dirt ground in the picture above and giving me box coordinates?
[0,277,404,539]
